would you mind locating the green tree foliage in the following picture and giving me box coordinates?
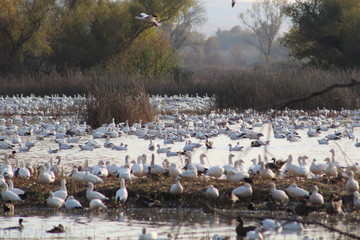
[0,0,198,76]
[0,0,55,73]
[106,30,179,79]
[283,0,360,68]
[239,0,287,62]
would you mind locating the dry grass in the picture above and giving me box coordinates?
[85,76,154,128]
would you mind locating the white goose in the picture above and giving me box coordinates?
[1,182,23,202]
[38,165,55,185]
[310,159,328,176]
[353,191,360,210]
[138,227,158,240]
[228,143,243,151]
[260,219,281,231]
[268,182,289,203]
[223,154,236,173]
[135,13,160,27]
[18,160,31,179]
[346,170,359,193]
[246,227,263,240]
[170,176,183,195]
[131,156,144,177]
[149,154,167,176]
[90,199,107,211]
[91,160,109,177]
[7,180,25,196]
[232,183,252,199]
[205,185,219,199]
[286,183,309,199]
[86,182,109,201]
[259,162,276,180]
[83,171,103,184]
[53,179,67,200]
[70,168,86,182]
[156,144,171,154]
[309,185,324,206]
[206,165,224,179]
[65,196,83,210]
[47,191,64,209]
[115,178,128,203]
[168,162,182,178]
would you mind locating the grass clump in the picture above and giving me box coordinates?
[85,75,154,128]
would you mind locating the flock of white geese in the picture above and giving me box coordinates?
[1,95,360,239]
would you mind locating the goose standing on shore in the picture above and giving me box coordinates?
[309,185,324,206]
[65,196,82,210]
[53,179,67,200]
[115,178,128,204]
[170,176,183,195]
[86,182,109,201]
[346,170,359,193]
[1,182,24,202]
[47,191,64,209]
[268,182,289,204]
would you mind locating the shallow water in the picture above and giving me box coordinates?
[1,208,359,239]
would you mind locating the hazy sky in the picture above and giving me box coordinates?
[199,0,292,37]
[199,0,254,36]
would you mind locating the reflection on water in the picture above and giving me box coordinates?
[1,208,359,239]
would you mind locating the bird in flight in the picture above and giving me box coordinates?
[135,13,159,27]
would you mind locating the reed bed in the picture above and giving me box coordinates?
[1,67,360,124]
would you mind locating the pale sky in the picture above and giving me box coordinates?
[199,0,253,36]
[199,0,292,37]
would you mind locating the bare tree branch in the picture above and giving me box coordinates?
[276,79,360,109]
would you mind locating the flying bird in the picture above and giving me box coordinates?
[232,0,236,7]
[135,13,159,27]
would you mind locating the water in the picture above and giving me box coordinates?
[1,208,359,239]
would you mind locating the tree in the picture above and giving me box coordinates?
[239,0,287,62]
[162,0,206,50]
[0,0,56,73]
[283,0,360,68]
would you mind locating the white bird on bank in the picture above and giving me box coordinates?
[268,182,289,203]
[135,13,160,27]
[286,183,309,199]
[86,182,109,201]
[53,179,67,200]
[115,178,128,204]
[1,182,23,202]
[90,199,107,211]
[170,176,183,195]
[309,185,324,206]
[232,183,252,199]
[205,185,219,199]
[65,196,83,210]
[47,191,64,209]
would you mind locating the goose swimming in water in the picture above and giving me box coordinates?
[235,216,257,237]
[3,218,24,231]
[138,227,158,240]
